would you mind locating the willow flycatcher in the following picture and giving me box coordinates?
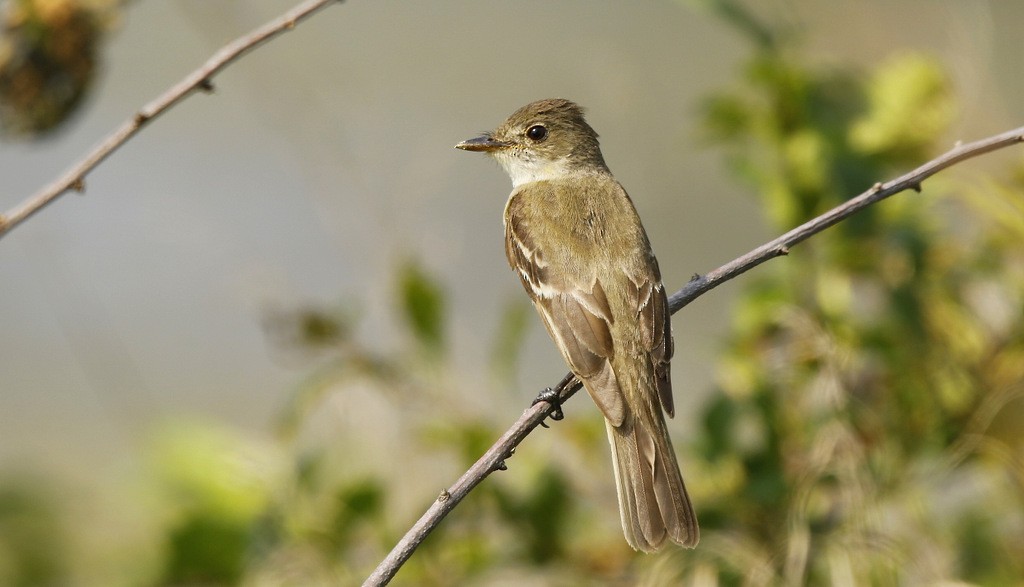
[456,99,698,551]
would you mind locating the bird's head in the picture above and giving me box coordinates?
[456,98,608,187]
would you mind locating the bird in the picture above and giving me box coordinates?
[455,98,698,551]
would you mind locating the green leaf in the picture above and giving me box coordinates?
[0,479,70,586]
[331,479,385,543]
[489,299,532,384]
[398,260,446,353]
[849,53,954,159]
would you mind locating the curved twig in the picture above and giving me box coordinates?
[362,124,1024,587]
[0,0,341,239]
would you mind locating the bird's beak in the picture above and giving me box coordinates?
[455,134,511,152]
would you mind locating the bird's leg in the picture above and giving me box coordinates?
[533,373,578,426]
[532,386,564,426]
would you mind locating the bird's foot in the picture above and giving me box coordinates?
[532,386,564,426]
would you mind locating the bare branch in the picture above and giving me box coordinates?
[362,374,581,587]
[362,124,1024,586]
[668,125,1024,313]
[361,373,581,587]
[0,0,342,239]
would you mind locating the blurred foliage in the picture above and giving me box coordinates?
[397,259,447,356]
[149,422,284,584]
[2,2,1023,585]
[0,477,71,586]
[0,0,118,139]
[688,3,1024,585]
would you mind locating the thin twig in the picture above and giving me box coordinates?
[0,0,342,239]
[363,124,1024,586]
[362,372,582,587]
[668,125,1024,313]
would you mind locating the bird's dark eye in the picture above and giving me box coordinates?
[526,125,548,142]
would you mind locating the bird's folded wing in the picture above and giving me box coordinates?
[506,214,626,426]
[632,275,675,418]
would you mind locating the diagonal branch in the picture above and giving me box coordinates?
[0,0,342,240]
[362,124,1024,587]
[668,125,1024,313]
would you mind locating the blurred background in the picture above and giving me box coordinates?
[1,0,1022,584]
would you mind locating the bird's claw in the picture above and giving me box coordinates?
[532,386,564,425]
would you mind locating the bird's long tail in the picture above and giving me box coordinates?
[606,404,699,551]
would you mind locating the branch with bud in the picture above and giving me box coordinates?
[0,0,342,239]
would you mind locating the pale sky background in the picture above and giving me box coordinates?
[1,0,1022,488]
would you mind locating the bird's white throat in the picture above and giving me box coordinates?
[493,151,575,188]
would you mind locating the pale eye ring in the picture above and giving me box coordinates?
[526,125,548,142]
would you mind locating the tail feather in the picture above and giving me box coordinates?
[606,410,699,551]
